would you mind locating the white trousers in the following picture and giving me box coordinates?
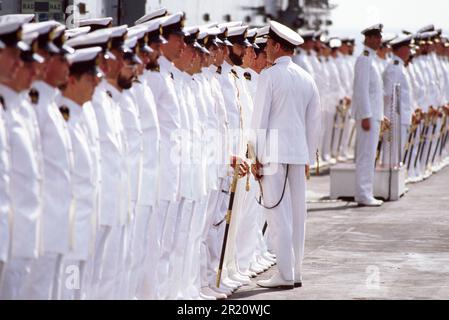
[170,199,195,299]
[355,119,381,203]
[341,114,356,158]
[207,180,230,286]
[261,164,307,281]
[185,197,208,297]
[88,225,111,299]
[157,200,180,299]
[223,177,249,277]
[127,204,153,299]
[0,257,33,300]
[322,106,336,160]
[21,252,62,300]
[97,224,126,299]
[235,176,261,274]
[138,202,166,300]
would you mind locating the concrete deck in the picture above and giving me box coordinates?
[232,166,449,300]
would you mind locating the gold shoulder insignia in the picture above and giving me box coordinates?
[0,95,5,111]
[29,88,39,105]
[244,72,251,81]
[59,105,70,122]
[230,69,239,79]
[363,50,370,57]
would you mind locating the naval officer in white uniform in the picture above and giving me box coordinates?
[250,21,321,289]
[352,24,385,207]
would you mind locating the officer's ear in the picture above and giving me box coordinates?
[273,41,281,53]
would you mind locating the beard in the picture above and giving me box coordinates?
[117,74,134,90]
[228,49,244,66]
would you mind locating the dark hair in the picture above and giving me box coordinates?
[274,39,295,53]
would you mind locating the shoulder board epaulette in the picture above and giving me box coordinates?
[216,66,222,75]
[394,60,400,65]
[149,64,160,72]
[59,105,70,122]
[106,90,113,98]
[170,72,174,80]
[244,72,251,81]
[0,95,5,111]
[230,69,239,79]
[29,88,39,105]
[363,50,370,57]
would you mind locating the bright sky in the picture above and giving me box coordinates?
[330,0,449,37]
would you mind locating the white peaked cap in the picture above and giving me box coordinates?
[269,20,304,46]
[257,26,270,37]
[66,31,109,48]
[67,46,102,64]
[65,26,91,39]
[135,8,168,25]
[0,14,35,24]
[79,17,113,27]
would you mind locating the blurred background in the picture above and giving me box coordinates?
[0,0,447,48]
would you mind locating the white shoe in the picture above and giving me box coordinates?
[294,273,303,288]
[256,258,271,271]
[198,292,216,300]
[201,287,227,300]
[357,198,383,207]
[229,273,251,286]
[249,264,265,275]
[264,252,276,260]
[221,277,241,290]
[256,273,294,290]
[210,285,232,296]
[263,255,276,265]
[240,270,257,278]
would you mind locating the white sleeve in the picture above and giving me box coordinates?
[250,69,273,162]
[306,80,322,165]
[353,57,372,119]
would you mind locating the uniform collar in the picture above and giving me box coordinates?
[103,81,121,100]
[158,55,174,72]
[59,96,83,124]
[33,80,59,102]
[274,55,292,65]
[221,60,233,74]
[364,46,377,57]
[393,55,405,66]
[0,84,21,110]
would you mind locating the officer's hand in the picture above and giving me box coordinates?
[230,156,249,178]
[383,117,391,131]
[251,161,264,181]
[344,97,352,106]
[361,118,371,132]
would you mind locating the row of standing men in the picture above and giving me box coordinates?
[0,9,309,300]
[294,24,449,206]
